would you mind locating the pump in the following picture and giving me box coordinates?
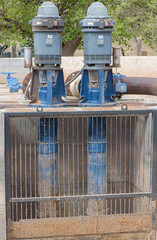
[25,1,67,217]
[78,2,127,212]
[29,1,66,107]
[22,1,128,218]
[79,2,127,106]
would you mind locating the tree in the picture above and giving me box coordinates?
[107,0,157,55]
[0,0,90,55]
[0,0,157,56]
[0,0,36,46]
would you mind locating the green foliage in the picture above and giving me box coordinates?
[104,0,157,49]
[0,0,157,51]
[0,0,37,46]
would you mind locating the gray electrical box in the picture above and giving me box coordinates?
[80,2,115,66]
[31,2,65,66]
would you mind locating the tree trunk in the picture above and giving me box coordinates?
[62,36,82,56]
[11,45,17,57]
[133,37,142,56]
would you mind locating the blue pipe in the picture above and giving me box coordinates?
[88,117,107,195]
[38,118,58,197]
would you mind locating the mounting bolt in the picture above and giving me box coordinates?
[121,104,128,110]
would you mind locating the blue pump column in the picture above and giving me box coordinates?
[38,118,58,217]
[79,68,115,106]
[87,117,107,215]
[38,70,66,107]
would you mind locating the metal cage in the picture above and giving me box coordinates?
[3,108,157,239]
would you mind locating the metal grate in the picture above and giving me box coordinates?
[84,54,110,61]
[35,54,61,64]
[5,112,153,221]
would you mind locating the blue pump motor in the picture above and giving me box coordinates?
[79,2,116,106]
[29,1,66,107]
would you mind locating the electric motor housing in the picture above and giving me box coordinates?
[80,2,115,66]
[31,2,65,66]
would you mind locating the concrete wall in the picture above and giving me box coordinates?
[0,57,157,84]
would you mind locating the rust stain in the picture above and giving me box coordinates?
[9,213,152,239]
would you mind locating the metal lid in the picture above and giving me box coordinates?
[37,1,59,18]
[86,2,108,18]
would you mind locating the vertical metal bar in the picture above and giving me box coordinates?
[152,111,157,201]
[129,116,132,213]
[24,118,27,219]
[134,115,137,212]
[150,115,153,194]
[43,118,46,218]
[106,117,108,215]
[72,117,75,216]
[86,116,88,216]
[82,117,84,216]
[53,117,56,218]
[143,116,145,194]
[10,118,14,220]
[139,115,141,194]
[62,117,65,217]
[63,117,65,196]
[124,116,127,214]
[120,116,122,214]
[77,117,80,216]
[148,116,150,194]
[15,117,18,221]
[92,116,94,215]
[110,116,112,214]
[38,117,41,218]
[115,116,118,214]
[150,112,156,236]
[150,114,153,194]
[30,118,32,219]
[67,117,70,217]
[5,115,11,235]
[96,116,98,216]
[34,118,37,219]
[101,116,103,215]
[48,117,51,218]
[96,117,98,197]
[19,118,22,219]
[142,115,147,212]
[57,117,61,217]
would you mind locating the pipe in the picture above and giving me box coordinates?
[87,117,107,215]
[70,74,82,97]
[121,77,157,96]
[112,47,121,68]
[24,47,32,69]
[65,68,83,87]
[38,118,58,218]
